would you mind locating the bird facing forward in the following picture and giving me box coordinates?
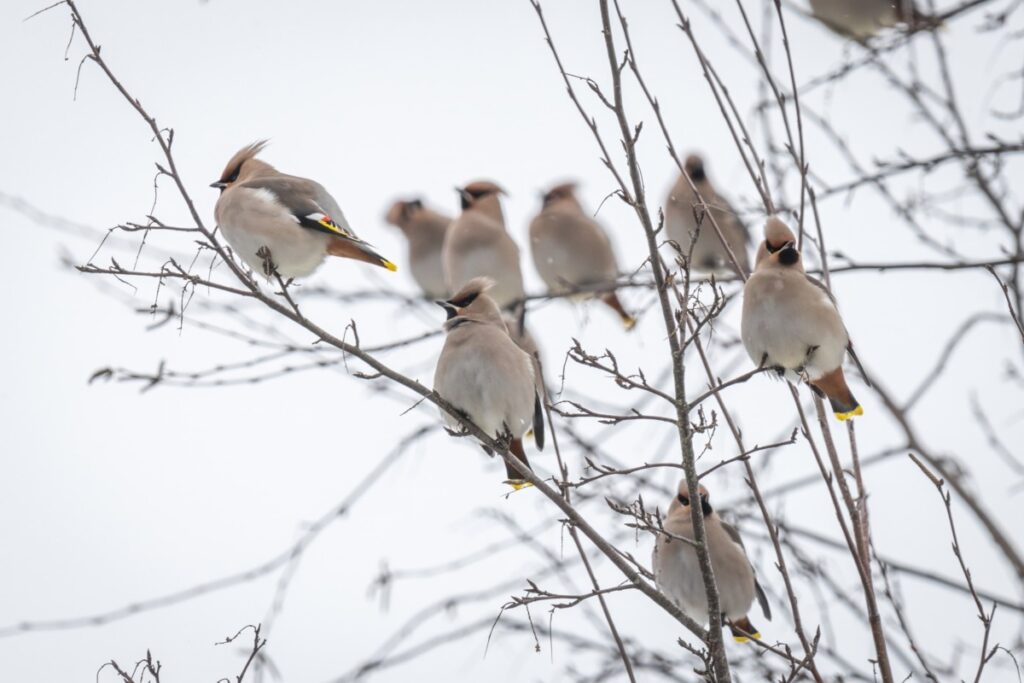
[652,482,771,642]
[741,216,864,420]
[664,154,751,276]
[212,141,396,279]
[434,277,545,488]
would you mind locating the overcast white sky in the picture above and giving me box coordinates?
[1,1,1022,681]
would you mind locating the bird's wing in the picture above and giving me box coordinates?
[721,520,772,620]
[239,176,359,241]
[804,274,870,384]
[533,391,546,452]
[754,578,772,621]
[720,519,747,550]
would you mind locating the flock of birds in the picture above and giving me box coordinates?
[202,0,942,647]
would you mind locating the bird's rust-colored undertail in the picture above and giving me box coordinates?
[810,366,863,421]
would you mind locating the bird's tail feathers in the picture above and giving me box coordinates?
[811,367,864,421]
[601,291,636,330]
[505,438,534,490]
[729,616,761,643]
[326,236,398,271]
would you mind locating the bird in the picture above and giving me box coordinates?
[443,181,525,310]
[434,277,545,488]
[741,216,864,420]
[385,198,451,299]
[808,0,941,40]
[652,481,771,642]
[211,141,396,279]
[528,182,635,329]
[664,154,750,276]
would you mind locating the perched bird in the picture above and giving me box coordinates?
[665,154,750,276]
[385,199,452,299]
[741,217,864,420]
[434,277,545,488]
[212,141,396,278]
[443,181,525,310]
[808,0,941,40]
[528,182,635,329]
[653,482,771,642]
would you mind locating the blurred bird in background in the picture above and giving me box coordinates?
[385,198,451,299]
[664,154,751,277]
[528,181,636,329]
[444,181,526,311]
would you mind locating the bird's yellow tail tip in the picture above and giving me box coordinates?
[835,405,864,421]
[505,479,534,491]
[622,315,637,331]
[381,259,398,272]
[732,631,760,643]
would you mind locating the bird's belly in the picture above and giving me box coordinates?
[654,541,710,624]
[436,356,533,439]
[219,206,328,278]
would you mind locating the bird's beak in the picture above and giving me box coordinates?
[454,186,472,202]
[210,181,228,189]
[435,300,458,320]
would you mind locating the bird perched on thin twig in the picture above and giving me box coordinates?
[528,182,635,329]
[443,181,525,311]
[211,141,396,279]
[808,0,942,40]
[434,278,545,489]
[385,199,451,299]
[665,154,750,276]
[741,216,865,420]
[653,482,771,642]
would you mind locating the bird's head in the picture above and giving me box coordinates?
[684,154,707,183]
[384,198,424,231]
[437,277,502,327]
[456,180,505,211]
[210,140,273,192]
[540,181,579,208]
[673,481,713,518]
[756,216,801,269]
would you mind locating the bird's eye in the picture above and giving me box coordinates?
[450,292,479,308]
[676,494,690,506]
[224,163,243,184]
[765,241,782,254]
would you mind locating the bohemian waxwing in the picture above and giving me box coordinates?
[434,277,545,488]
[443,181,525,310]
[385,199,451,299]
[741,216,864,420]
[652,482,771,642]
[529,182,636,329]
[212,141,396,278]
[808,0,941,40]
[665,154,751,276]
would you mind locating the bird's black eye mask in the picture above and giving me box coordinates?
[676,494,690,506]
[766,240,800,266]
[403,199,423,218]
[686,165,706,182]
[449,291,480,309]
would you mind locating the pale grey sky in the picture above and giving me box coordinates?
[1,1,1022,681]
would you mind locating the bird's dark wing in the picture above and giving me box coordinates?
[240,177,357,240]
